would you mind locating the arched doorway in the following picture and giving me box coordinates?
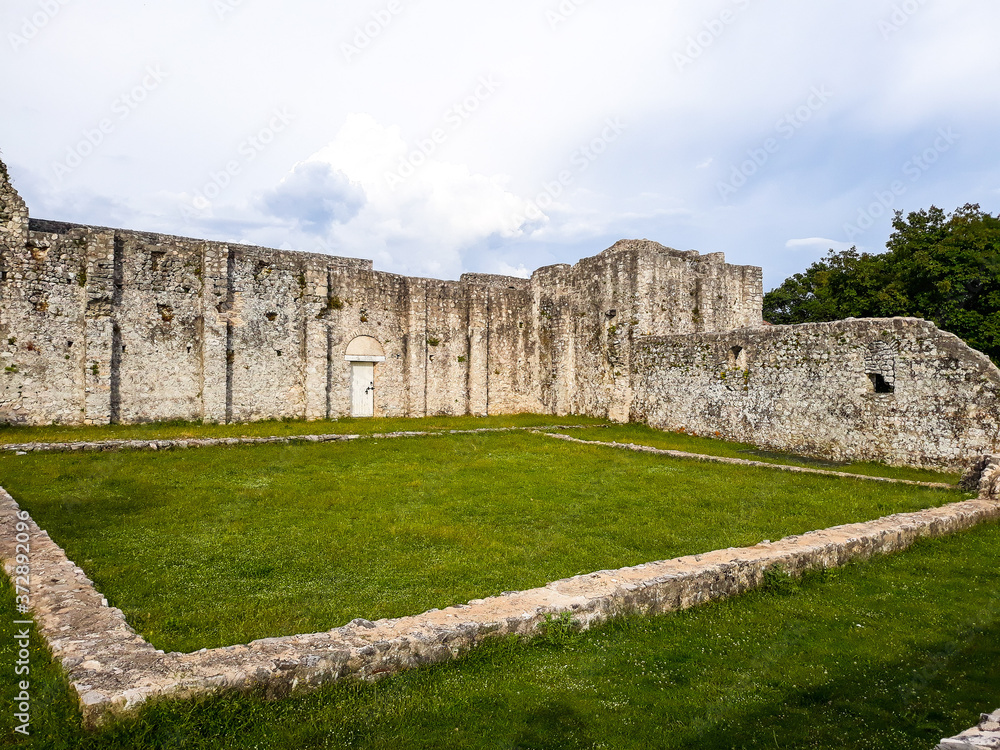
[345,336,385,417]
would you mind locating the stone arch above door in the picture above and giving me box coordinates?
[345,335,386,362]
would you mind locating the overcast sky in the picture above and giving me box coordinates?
[2,1,998,289]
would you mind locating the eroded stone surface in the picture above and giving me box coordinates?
[0,424,591,455]
[3,478,998,728]
[631,319,1000,470]
[938,709,1000,749]
[5,157,1000,469]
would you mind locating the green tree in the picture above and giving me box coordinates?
[763,204,1000,364]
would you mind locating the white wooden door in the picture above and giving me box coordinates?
[350,362,374,417]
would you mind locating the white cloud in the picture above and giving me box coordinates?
[785,237,855,252]
[260,161,365,233]
[491,261,531,279]
[246,113,539,279]
[1,0,998,283]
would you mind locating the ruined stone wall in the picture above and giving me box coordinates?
[5,155,1000,464]
[631,318,1000,469]
[528,240,762,420]
[6,156,1000,469]
[0,159,28,253]
[0,159,763,426]
[0,220,538,425]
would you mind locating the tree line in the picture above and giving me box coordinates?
[763,204,1000,365]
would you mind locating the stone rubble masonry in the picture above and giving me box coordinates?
[938,709,1000,750]
[0,424,592,455]
[631,318,1000,470]
[967,455,1000,502]
[2,467,998,729]
[0,158,760,428]
[0,159,29,256]
[962,454,1000,497]
[3,156,999,468]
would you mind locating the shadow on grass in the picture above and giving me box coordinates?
[687,620,1000,750]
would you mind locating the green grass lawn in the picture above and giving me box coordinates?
[0,413,957,484]
[552,424,963,484]
[0,431,971,653]
[0,413,606,445]
[3,521,998,749]
[0,413,960,486]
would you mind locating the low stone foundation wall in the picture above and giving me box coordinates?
[2,483,998,729]
[0,424,594,455]
[937,710,1000,749]
[541,432,956,489]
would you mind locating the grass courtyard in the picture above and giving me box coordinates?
[2,524,999,749]
[0,415,994,748]
[0,421,971,653]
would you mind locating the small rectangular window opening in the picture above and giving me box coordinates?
[728,345,746,369]
[868,373,894,394]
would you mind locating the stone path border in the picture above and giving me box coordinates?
[541,432,958,489]
[938,710,1000,749]
[0,424,598,455]
[3,463,999,729]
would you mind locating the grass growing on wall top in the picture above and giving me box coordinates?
[0,431,971,653]
[3,520,999,749]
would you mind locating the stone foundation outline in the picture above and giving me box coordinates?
[2,456,998,728]
[938,710,1000,749]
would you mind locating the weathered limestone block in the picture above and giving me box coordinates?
[938,709,1000,749]
[631,318,1000,469]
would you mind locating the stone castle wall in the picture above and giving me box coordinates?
[530,242,762,421]
[0,160,28,253]
[3,156,999,469]
[631,318,1000,469]
[0,159,760,426]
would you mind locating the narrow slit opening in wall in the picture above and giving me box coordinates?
[868,373,894,394]
[326,327,334,420]
[110,322,122,424]
[225,323,235,423]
